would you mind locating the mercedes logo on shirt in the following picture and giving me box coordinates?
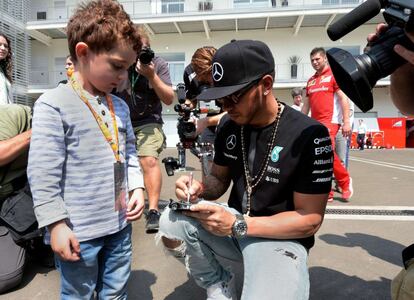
[226,134,237,150]
[212,62,224,82]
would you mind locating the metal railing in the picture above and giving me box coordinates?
[27,63,313,88]
[28,0,362,22]
[28,62,390,90]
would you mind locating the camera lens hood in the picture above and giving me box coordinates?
[327,48,374,112]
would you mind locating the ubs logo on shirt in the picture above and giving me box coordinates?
[271,146,283,162]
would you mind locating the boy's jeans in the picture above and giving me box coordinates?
[55,224,132,300]
[159,204,309,300]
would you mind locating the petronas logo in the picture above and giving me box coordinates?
[271,146,283,162]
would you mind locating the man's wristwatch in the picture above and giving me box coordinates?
[231,214,248,238]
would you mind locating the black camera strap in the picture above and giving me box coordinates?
[129,69,152,117]
[130,70,141,106]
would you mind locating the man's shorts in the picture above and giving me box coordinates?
[134,123,166,158]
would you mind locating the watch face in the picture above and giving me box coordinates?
[234,220,247,237]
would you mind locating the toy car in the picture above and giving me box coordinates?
[168,199,193,211]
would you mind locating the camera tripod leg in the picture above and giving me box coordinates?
[177,145,186,170]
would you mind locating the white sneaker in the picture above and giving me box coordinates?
[206,272,237,300]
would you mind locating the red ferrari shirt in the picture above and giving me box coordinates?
[306,66,343,126]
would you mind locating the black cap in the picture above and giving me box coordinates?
[197,39,275,100]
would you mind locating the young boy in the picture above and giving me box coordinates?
[27,1,144,298]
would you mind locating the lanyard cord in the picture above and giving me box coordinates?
[130,69,140,107]
[68,68,120,162]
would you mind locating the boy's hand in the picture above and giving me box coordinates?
[48,220,80,262]
[126,188,145,221]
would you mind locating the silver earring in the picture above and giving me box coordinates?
[264,91,269,95]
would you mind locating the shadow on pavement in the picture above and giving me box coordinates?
[319,233,404,267]
[310,267,391,300]
[9,261,54,293]
[128,270,156,299]
[164,278,204,300]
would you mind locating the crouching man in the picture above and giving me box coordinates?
[158,40,333,300]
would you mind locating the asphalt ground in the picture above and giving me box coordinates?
[2,148,414,300]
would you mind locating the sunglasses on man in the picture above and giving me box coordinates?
[216,78,261,107]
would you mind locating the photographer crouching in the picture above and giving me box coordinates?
[0,104,54,293]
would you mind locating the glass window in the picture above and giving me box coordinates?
[234,0,268,8]
[158,53,185,84]
[322,0,358,5]
[161,0,184,14]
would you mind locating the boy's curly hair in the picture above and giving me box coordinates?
[191,46,217,80]
[67,0,141,62]
[0,32,13,83]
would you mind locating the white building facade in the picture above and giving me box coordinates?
[3,0,401,146]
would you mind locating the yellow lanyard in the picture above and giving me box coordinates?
[68,69,120,162]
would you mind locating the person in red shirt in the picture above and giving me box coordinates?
[302,47,353,201]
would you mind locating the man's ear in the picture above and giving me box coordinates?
[75,42,89,63]
[262,74,274,95]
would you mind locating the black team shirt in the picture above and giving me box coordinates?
[214,104,333,250]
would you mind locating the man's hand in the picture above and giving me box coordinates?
[184,203,237,236]
[394,31,414,65]
[342,122,352,138]
[135,60,155,80]
[367,23,414,65]
[175,175,203,203]
[367,23,414,116]
[196,117,209,135]
[126,188,145,221]
[48,220,80,262]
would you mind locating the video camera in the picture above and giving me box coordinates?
[326,0,414,112]
[162,83,216,176]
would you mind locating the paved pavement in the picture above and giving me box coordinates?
[2,148,414,300]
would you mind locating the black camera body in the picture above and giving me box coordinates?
[326,0,414,112]
[162,83,215,176]
[175,104,201,145]
[139,47,155,65]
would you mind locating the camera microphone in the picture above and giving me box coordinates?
[327,0,384,41]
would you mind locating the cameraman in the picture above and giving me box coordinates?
[116,27,174,233]
[367,23,414,116]
[183,47,226,175]
[184,47,226,138]
[369,23,414,300]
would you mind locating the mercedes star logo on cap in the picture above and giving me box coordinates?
[226,134,237,150]
[212,62,224,82]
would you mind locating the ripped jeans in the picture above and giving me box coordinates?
[159,203,310,300]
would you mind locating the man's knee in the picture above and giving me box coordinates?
[160,236,186,258]
[140,156,159,170]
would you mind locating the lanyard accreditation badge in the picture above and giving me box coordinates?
[69,69,127,211]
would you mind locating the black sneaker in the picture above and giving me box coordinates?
[145,209,161,233]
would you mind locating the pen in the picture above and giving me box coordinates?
[187,172,193,203]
